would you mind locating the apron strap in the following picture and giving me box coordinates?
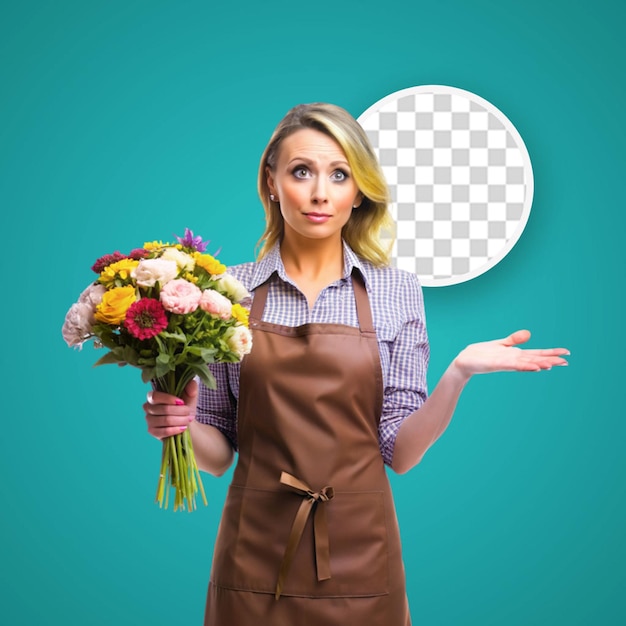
[249,277,271,323]
[351,269,375,334]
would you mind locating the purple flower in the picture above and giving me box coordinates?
[175,228,208,253]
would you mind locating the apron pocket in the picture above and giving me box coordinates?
[211,485,389,598]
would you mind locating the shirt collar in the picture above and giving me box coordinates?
[248,240,369,291]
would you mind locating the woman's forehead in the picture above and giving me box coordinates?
[276,128,347,164]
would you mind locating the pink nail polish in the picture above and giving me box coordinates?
[175,399,185,406]
[179,425,187,432]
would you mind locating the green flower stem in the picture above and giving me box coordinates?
[176,432,188,508]
[152,374,208,512]
[188,432,208,506]
[155,443,168,507]
[184,433,194,507]
[169,434,180,487]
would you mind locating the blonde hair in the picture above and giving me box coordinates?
[257,103,395,266]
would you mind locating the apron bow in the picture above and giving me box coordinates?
[275,471,334,600]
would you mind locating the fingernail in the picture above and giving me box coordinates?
[179,425,187,432]
[188,415,195,422]
[175,399,185,406]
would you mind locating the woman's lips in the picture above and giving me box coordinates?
[304,212,331,223]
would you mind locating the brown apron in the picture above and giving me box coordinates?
[204,271,411,625]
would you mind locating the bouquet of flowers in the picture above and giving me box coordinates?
[62,228,252,511]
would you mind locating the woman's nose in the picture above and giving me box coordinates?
[311,177,328,204]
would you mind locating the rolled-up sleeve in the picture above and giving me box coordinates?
[378,271,429,465]
[196,362,240,450]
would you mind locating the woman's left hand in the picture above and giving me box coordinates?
[453,329,569,379]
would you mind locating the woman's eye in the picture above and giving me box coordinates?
[292,167,310,179]
[331,170,348,182]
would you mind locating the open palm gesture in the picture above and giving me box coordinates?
[454,329,569,378]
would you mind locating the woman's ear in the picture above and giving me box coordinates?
[266,166,276,196]
[353,191,364,209]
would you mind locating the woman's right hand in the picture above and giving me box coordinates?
[143,379,199,440]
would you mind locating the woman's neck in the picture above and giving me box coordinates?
[280,235,344,307]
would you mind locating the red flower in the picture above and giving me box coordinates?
[91,251,127,274]
[124,298,168,340]
[129,248,151,260]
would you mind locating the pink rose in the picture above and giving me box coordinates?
[159,279,202,314]
[199,289,233,320]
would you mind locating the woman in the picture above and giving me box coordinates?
[144,103,569,625]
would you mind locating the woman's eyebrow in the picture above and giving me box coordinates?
[286,157,350,168]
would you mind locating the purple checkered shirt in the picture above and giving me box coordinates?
[196,241,430,467]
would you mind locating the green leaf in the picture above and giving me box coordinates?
[137,356,156,368]
[160,330,187,343]
[121,345,139,366]
[186,346,217,362]
[154,359,174,378]
[92,327,120,350]
[156,352,171,365]
[93,352,124,367]
[192,364,217,390]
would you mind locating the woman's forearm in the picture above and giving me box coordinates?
[391,361,470,474]
[189,420,235,476]
[391,329,569,474]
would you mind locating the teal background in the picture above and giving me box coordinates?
[1,0,623,624]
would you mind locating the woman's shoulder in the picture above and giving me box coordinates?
[358,259,425,325]
[359,258,423,294]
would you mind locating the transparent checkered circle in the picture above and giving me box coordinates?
[358,85,534,287]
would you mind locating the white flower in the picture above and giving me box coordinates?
[62,302,95,348]
[199,289,233,320]
[78,282,106,308]
[61,282,106,347]
[215,273,249,303]
[225,325,253,359]
[132,258,178,287]
[161,247,195,272]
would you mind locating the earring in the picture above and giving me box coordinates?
[270,194,278,202]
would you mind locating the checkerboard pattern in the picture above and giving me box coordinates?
[358,86,533,287]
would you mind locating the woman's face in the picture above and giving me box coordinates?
[266,128,363,245]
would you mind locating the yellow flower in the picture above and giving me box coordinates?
[143,240,171,251]
[94,285,137,325]
[183,272,198,284]
[98,259,139,287]
[231,303,250,327]
[193,252,226,276]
